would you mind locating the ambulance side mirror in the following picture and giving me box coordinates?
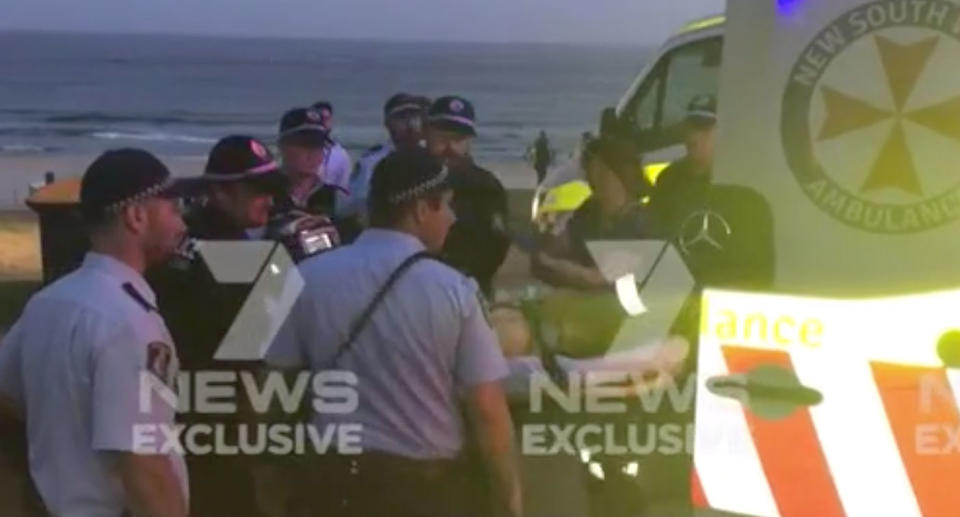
[937,331,960,368]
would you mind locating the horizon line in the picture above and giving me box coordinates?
[0,27,655,49]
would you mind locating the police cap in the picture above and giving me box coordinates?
[203,135,284,192]
[428,95,477,137]
[80,148,203,217]
[370,148,451,209]
[279,107,331,148]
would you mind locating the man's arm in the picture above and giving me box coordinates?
[530,205,609,290]
[0,319,26,421]
[465,382,523,517]
[533,252,608,290]
[91,323,187,517]
[455,279,523,516]
[115,453,187,517]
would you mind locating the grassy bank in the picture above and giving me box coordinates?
[0,211,41,331]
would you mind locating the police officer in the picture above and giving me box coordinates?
[427,95,511,297]
[268,148,523,517]
[153,134,286,365]
[149,135,285,517]
[337,93,431,231]
[0,149,198,517]
[648,94,717,235]
[275,107,345,218]
[310,101,353,193]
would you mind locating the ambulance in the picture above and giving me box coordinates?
[583,0,960,516]
[531,13,724,229]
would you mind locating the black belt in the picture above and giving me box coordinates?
[293,452,470,517]
[314,451,461,481]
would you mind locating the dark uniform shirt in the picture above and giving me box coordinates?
[442,157,511,297]
[147,205,264,517]
[565,199,652,267]
[151,205,253,374]
[648,157,712,237]
[532,198,652,293]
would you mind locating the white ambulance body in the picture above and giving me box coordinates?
[693,1,960,516]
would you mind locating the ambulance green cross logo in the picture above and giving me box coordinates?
[782,0,960,233]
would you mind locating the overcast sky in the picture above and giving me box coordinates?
[0,0,725,44]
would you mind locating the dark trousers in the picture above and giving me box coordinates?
[0,419,46,517]
[295,453,470,517]
[187,456,264,517]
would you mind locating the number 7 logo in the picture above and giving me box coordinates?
[193,240,305,361]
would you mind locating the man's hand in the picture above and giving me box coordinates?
[465,382,523,517]
[114,453,187,517]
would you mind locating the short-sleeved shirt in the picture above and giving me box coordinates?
[321,141,353,192]
[338,142,393,220]
[442,157,512,295]
[268,229,508,460]
[0,253,188,516]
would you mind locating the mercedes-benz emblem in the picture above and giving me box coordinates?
[678,210,732,256]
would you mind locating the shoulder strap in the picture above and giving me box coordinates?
[328,251,433,368]
[122,282,157,313]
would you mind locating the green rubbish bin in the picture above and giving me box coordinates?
[25,178,89,285]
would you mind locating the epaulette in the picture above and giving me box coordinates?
[122,282,157,312]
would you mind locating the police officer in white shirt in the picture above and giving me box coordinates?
[337,93,430,233]
[268,148,522,517]
[0,149,201,517]
[311,101,353,192]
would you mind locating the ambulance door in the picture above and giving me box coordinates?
[693,288,960,517]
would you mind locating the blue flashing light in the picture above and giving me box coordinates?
[777,0,804,14]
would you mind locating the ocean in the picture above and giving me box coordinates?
[0,31,651,163]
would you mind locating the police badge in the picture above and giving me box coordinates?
[146,341,175,386]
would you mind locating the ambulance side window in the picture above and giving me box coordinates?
[626,61,665,139]
[660,37,722,138]
[627,36,722,151]
[630,71,663,135]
